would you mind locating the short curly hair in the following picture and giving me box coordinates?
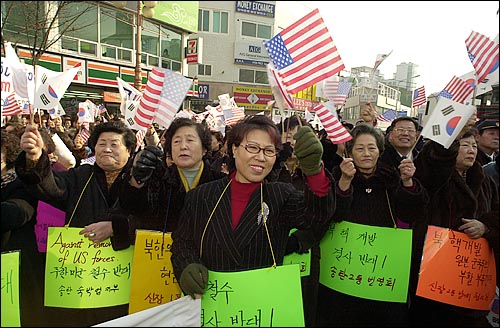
[1,130,22,170]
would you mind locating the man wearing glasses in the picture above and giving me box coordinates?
[380,117,421,170]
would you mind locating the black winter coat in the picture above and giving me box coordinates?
[411,139,499,327]
[171,173,335,276]
[317,161,428,327]
[112,160,226,250]
[15,150,131,327]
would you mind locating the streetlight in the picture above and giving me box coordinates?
[112,1,157,90]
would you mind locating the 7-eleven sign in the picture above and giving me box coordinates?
[186,37,203,64]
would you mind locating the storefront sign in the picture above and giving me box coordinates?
[234,41,269,67]
[235,1,275,17]
[233,86,273,111]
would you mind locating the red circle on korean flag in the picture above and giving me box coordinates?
[464,78,476,88]
[446,116,461,136]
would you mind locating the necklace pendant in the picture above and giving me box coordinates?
[365,188,372,193]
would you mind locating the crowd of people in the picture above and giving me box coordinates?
[1,104,498,327]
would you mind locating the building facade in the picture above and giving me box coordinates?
[1,1,199,117]
[186,1,276,114]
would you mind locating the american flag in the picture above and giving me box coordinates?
[314,103,352,144]
[80,128,90,144]
[98,103,107,115]
[1,93,21,116]
[224,107,245,126]
[465,31,499,84]
[136,68,193,129]
[376,109,397,122]
[135,129,146,152]
[371,50,393,74]
[266,63,294,109]
[80,156,96,165]
[324,81,352,106]
[412,86,427,108]
[263,8,345,94]
[438,76,474,104]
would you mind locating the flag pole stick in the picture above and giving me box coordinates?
[29,104,35,125]
[294,110,302,128]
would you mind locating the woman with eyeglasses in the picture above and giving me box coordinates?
[170,115,336,300]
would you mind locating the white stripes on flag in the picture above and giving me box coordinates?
[80,128,90,143]
[136,69,163,128]
[2,93,21,116]
[135,129,146,152]
[264,9,345,94]
[465,31,499,84]
[314,103,352,144]
[267,63,294,109]
[441,76,474,104]
[224,107,245,126]
[412,86,427,108]
[136,68,193,129]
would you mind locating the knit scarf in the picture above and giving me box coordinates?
[178,161,204,192]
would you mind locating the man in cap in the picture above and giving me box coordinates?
[474,119,499,165]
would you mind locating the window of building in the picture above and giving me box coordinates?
[2,1,98,49]
[198,64,212,76]
[241,21,272,39]
[161,26,182,62]
[239,69,268,84]
[198,9,210,32]
[198,9,228,34]
[99,7,134,61]
[213,11,228,33]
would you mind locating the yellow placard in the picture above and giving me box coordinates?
[128,230,182,314]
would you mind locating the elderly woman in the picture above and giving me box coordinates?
[110,117,227,250]
[170,115,335,299]
[411,124,499,327]
[15,120,137,326]
[316,124,429,327]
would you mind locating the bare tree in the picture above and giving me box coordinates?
[1,1,97,66]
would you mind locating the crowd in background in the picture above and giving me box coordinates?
[1,103,498,327]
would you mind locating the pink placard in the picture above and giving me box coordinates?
[34,201,65,252]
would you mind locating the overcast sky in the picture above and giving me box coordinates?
[275,1,499,94]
